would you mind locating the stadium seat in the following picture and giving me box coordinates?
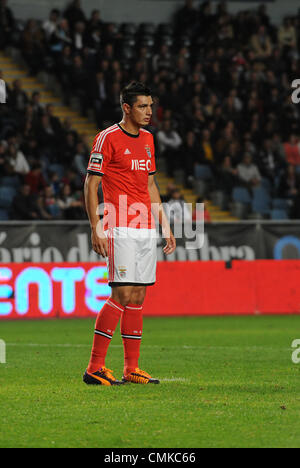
[140,35,155,47]
[232,187,252,205]
[49,164,65,180]
[211,191,229,210]
[0,208,9,220]
[261,177,272,192]
[121,45,135,60]
[139,23,156,36]
[120,23,137,36]
[272,198,289,210]
[0,186,16,209]
[251,198,271,216]
[173,169,185,185]
[0,176,20,188]
[159,35,174,47]
[231,202,249,219]
[157,23,174,36]
[270,209,289,220]
[252,186,271,215]
[194,180,207,197]
[295,166,300,175]
[194,164,213,180]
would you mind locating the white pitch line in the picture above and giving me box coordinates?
[160,378,190,382]
[6,343,290,351]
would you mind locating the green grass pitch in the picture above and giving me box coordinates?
[0,315,300,448]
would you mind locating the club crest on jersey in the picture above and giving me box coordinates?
[118,266,127,278]
[145,145,152,158]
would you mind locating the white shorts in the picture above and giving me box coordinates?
[105,227,157,287]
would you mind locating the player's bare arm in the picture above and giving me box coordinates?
[148,174,176,255]
[84,173,108,257]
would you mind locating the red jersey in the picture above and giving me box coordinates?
[87,123,156,230]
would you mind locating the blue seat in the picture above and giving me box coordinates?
[252,186,271,215]
[271,209,289,220]
[261,177,272,192]
[295,165,300,175]
[47,204,61,218]
[272,198,289,210]
[253,186,271,201]
[1,176,20,188]
[232,187,252,204]
[194,164,213,180]
[49,164,65,180]
[0,186,17,209]
[0,208,9,220]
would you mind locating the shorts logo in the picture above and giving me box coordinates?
[118,266,127,278]
[145,145,152,158]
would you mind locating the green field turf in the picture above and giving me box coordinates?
[0,315,300,448]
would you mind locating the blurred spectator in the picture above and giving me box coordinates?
[250,25,273,60]
[10,79,28,112]
[11,184,40,220]
[167,188,192,223]
[25,163,47,194]
[174,0,198,35]
[157,120,182,175]
[161,182,177,203]
[6,143,30,175]
[49,18,72,55]
[87,9,102,32]
[256,138,286,182]
[192,196,211,223]
[278,17,297,51]
[217,156,239,195]
[42,9,60,39]
[30,91,44,117]
[0,0,15,49]
[283,134,300,166]
[73,141,88,177]
[72,21,86,51]
[57,184,85,219]
[63,0,86,31]
[40,185,61,219]
[237,153,261,188]
[278,164,300,199]
[21,19,46,75]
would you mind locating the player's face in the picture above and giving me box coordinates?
[130,95,153,127]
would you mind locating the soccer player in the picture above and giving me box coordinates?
[83,82,176,386]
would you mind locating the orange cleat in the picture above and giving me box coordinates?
[83,367,124,386]
[122,368,160,384]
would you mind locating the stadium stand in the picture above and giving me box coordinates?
[1,0,300,221]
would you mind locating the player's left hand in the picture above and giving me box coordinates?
[163,232,176,255]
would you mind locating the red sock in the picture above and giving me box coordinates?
[121,303,143,374]
[87,298,124,373]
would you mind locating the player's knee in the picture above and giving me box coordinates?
[113,292,132,308]
[130,289,146,305]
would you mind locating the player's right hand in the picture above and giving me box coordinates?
[91,230,108,257]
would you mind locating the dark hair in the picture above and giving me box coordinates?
[120,81,151,108]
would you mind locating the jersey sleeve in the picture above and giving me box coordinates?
[87,131,112,176]
[148,135,156,176]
